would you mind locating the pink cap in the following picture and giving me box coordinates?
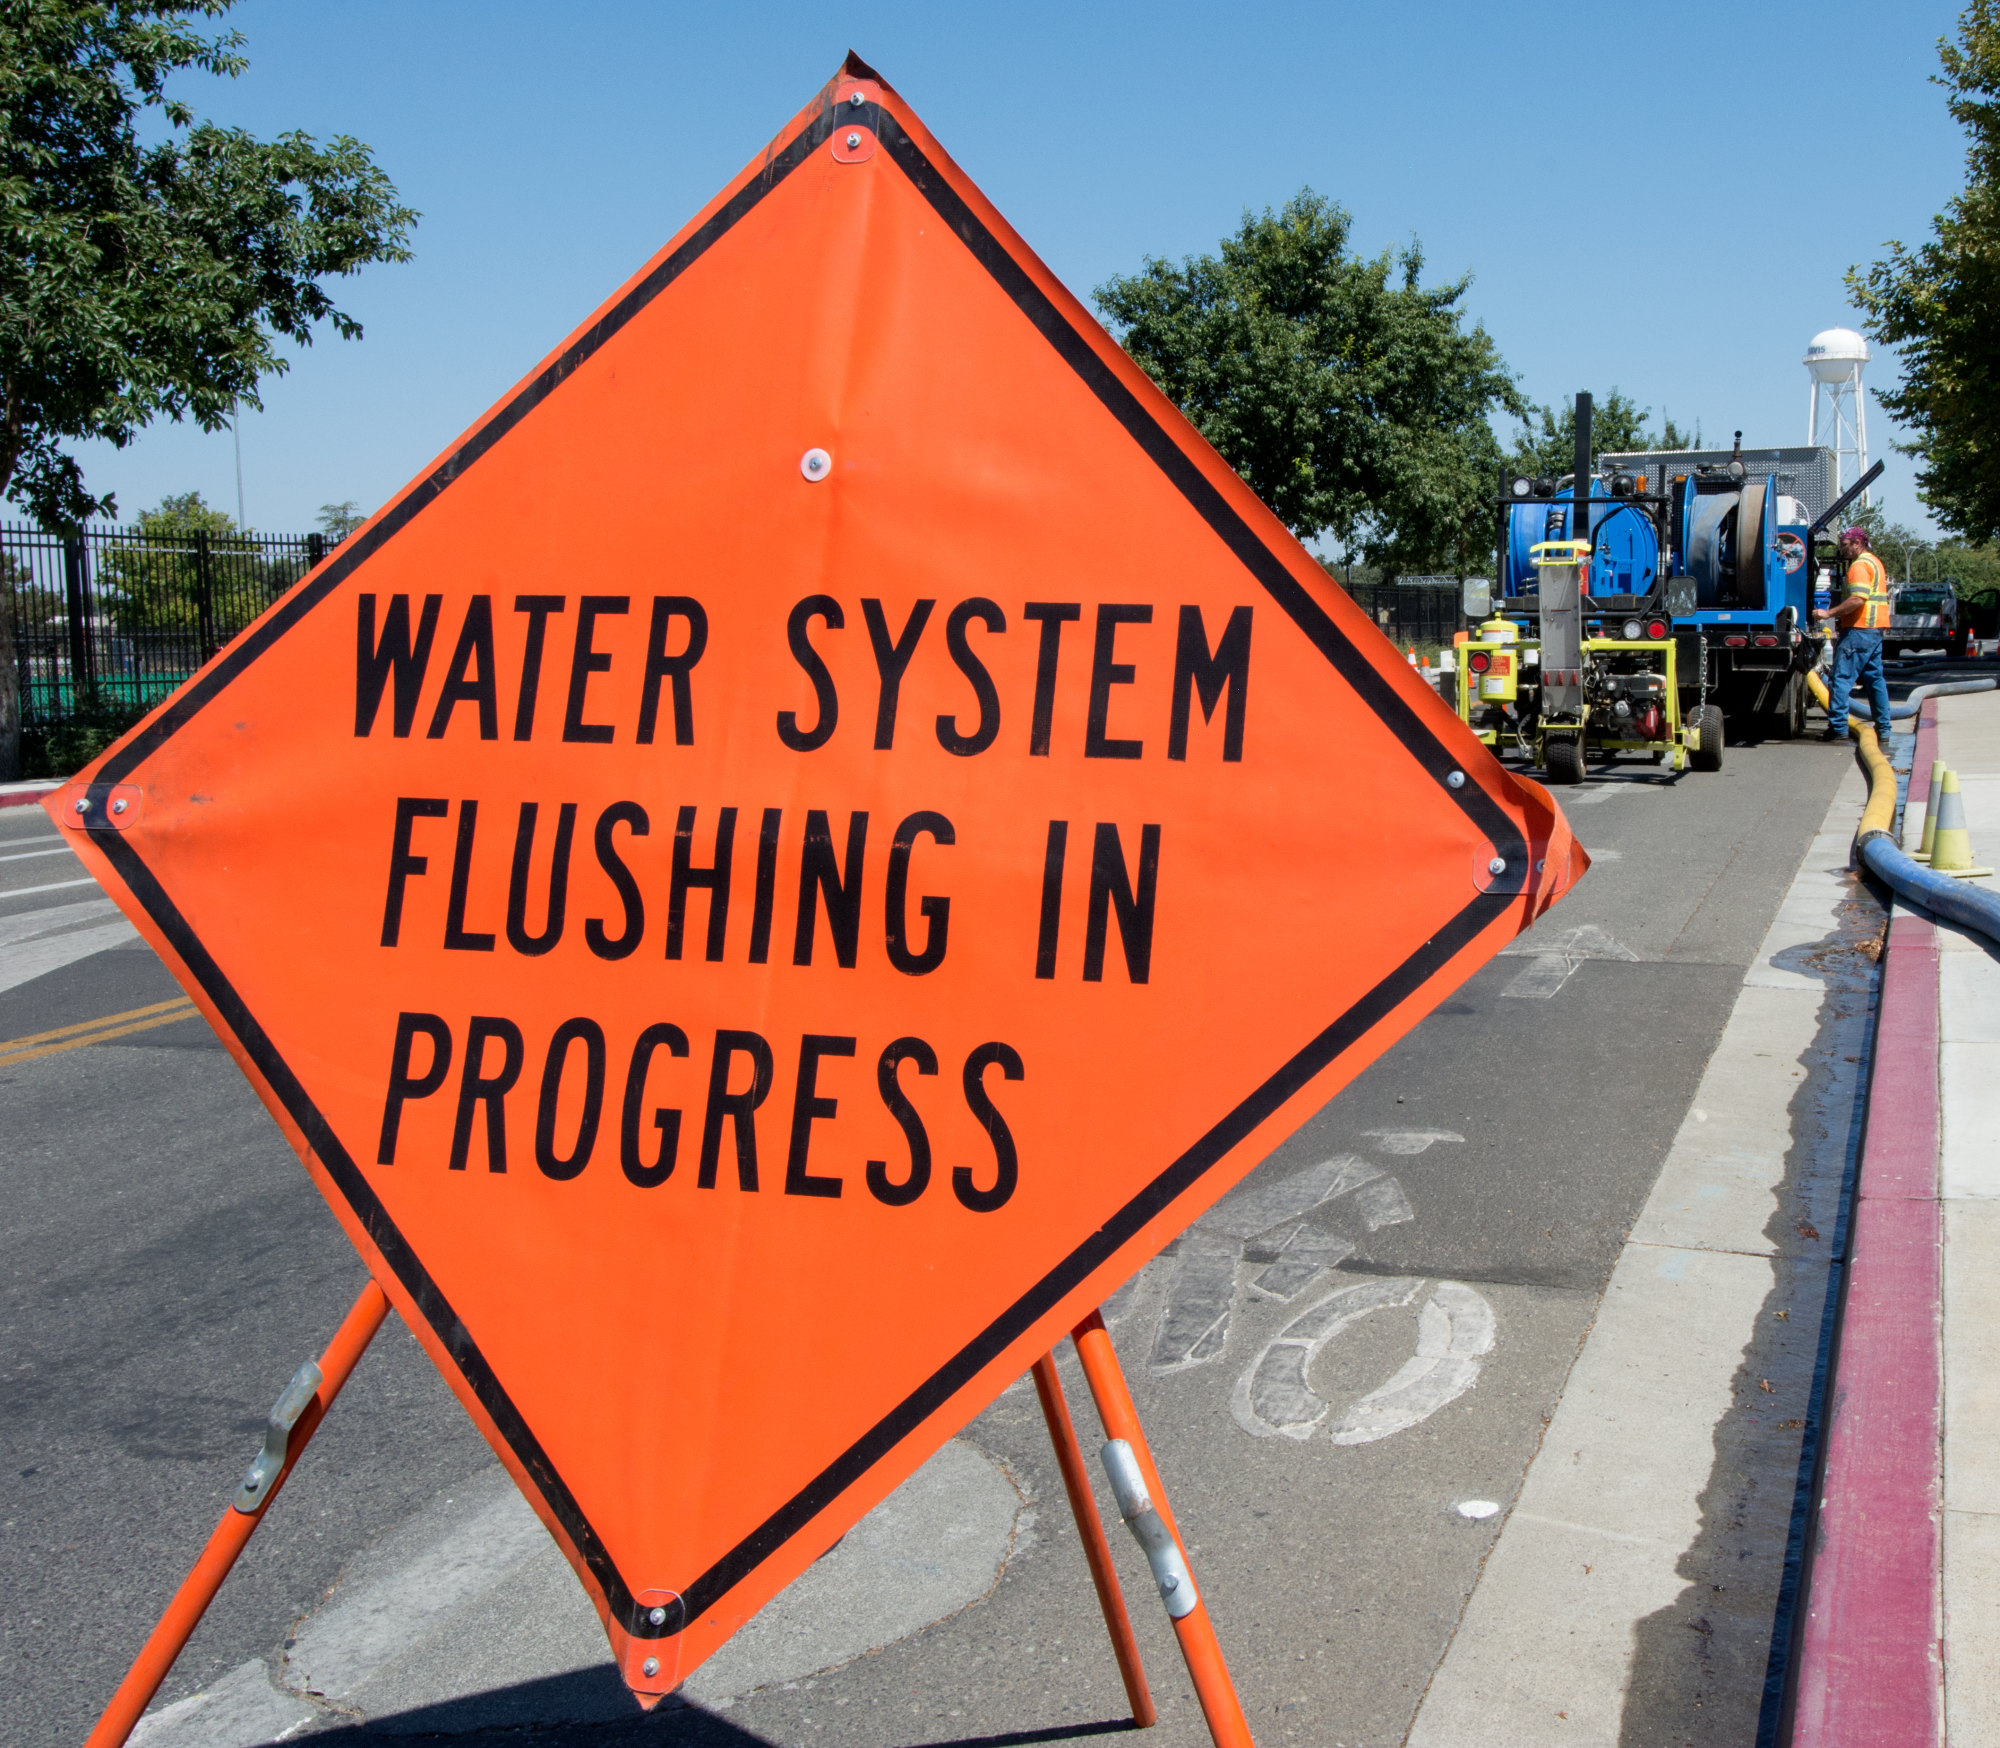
[1842,525,1869,542]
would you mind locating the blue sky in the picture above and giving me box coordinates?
[69,1,1973,545]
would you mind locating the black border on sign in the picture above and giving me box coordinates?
[90,70,1526,1640]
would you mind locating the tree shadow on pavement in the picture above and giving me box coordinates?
[1616,884,1884,1748]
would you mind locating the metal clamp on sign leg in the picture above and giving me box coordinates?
[234,1361,323,1513]
[1100,1438,1198,1619]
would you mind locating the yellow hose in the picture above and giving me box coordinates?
[1805,667,1886,733]
[1804,668,1853,724]
[1807,669,1900,834]
[1855,721,1898,838]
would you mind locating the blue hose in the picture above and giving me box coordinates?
[1846,686,2000,946]
[1839,677,1999,722]
[1858,830,2000,941]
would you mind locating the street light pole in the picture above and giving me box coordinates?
[232,400,246,530]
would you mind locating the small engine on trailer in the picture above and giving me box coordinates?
[1587,660,1668,743]
[1456,393,1720,784]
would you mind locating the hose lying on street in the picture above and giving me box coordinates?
[1850,718,2000,947]
[1826,675,1999,722]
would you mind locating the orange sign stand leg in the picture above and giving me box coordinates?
[1072,1310,1257,1748]
[1030,1352,1158,1727]
[84,1281,392,1748]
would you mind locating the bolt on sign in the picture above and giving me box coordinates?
[52,55,1584,1702]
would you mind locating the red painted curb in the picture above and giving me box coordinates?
[1790,702,1944,1746]
[1865,917,1943,1202]
[0,783,60,809]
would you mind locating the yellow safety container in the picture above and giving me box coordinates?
[1468,618,1518,703]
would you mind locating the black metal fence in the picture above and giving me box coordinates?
[3,531,1468,731]
[1341,580,1468,647]
[3,523,325,729]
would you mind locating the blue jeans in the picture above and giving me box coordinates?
[1829,628,1894,735]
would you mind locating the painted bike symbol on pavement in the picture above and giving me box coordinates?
[1148,1130,1496,1445]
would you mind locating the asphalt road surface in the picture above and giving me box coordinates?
[0,725,1859,1748]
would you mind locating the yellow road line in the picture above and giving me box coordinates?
[0,996,196,1052]
[0,1000,200,1067]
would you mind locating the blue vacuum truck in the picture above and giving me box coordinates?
[1458,393,1695,783]
[1604,436,1869,738]
[1458,393,1855,783]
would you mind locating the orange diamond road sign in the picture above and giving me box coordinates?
[50,55,1583,1701]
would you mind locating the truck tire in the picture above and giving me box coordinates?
[1691,704,1725,773]
[1770,673,1807,739]
[1544,736,1587,786]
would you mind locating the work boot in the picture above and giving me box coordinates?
[1820,726,1847,742]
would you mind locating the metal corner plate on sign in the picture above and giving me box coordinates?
[622,1588,686,1697]
[1473,842,1528,895]
[831,81,880,161]
[63,783,143,831]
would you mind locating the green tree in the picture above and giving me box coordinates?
[1508,391,1700,478]
[1849,1,2000,539]
[1839,502,1930,586]
[97,488,300,631]
[0,1,413,775]
[317,498,364,542]
[0,1,418,529]
[1094,190,1524,577]
[1836,501,2000,611]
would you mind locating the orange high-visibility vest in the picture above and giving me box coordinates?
[1846,551,1891,630]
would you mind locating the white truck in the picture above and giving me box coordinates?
[1883,584,1965,660]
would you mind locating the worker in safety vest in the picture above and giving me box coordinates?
[1813,526,1895,740]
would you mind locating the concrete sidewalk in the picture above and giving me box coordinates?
[1911,694,2000,1739]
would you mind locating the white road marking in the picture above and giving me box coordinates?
[1246,1224,1356,1300]
[1330,1282,1495,1444]
[1502,953,1578,998]
[1230,1278,1496,1444]
[0,875,98,898]
[1149,1230,1240,1371]
[1232,1277,1425,1439]
[1582,847,1623,860]
[1498,924,1641,1000]
[0,841,69,860]
[1152,1154,1409,1371]
[1498,923,1639,961]
[1353,1177,1416,1230]
[0,896,115,946]
[1201,1152,1381,1236]
[0,919,140,997]
[1363,1128,1464,1155]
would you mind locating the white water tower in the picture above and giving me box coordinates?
[1805,327,1871,503]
